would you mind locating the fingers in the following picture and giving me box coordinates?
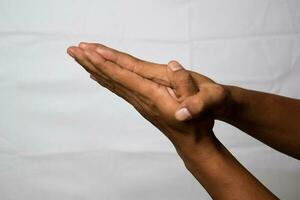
[69,46,158,121]
[165,61,223,122]
[175,83,225,121]
[164,60,201,121]
[68,44,163,100]
[79,42,170,87]
[90,73,160,123]
[70,43,215,89]
[67,46,102,76]
[167,61,199,101]
[79,42,138,71]
[90,73,137,104]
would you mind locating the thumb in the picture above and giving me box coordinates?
[174,83,225,121]
[167,61,199,101]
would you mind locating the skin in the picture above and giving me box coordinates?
[65,42,300,199]
[72,43,300,160]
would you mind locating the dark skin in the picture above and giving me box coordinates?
[67,42,300,199]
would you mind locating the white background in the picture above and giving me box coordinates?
[0,0,300,199]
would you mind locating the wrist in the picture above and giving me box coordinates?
[214,85,240,122]
[175,135,223,169]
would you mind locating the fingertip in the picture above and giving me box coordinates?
[67,46,78,58]
[167,60,183,72]
[79,42,89,48]
[67,49,74,58]
[167,60,178,66]
[175,107,192,121]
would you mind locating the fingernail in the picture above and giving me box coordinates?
[175,108,192,121]
[67,49,75,58]
[168,61,182,72]
[79,42,88,48]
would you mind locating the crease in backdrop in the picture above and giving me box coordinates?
[0,0,299,199]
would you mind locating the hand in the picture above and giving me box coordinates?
[67,43,280,200]
[67,43,216,157]
[77,43,230,122]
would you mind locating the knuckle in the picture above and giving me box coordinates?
[194,95,204,107]
[146,99,157,110]
[213,84,225,97]
[178,71,192,82]
[173,70,192,88]
[92,56,103,66]
[144,85,156,97]
[132,59,143,73]
[190,94,204,112]
[138,89,159,107]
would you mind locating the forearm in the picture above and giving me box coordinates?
[218,85,300,159]
[177,137,278,200]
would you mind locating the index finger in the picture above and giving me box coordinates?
[80,42,170,87]
[82,48,164,99]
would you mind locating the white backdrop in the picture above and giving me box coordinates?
[1,0,300,199]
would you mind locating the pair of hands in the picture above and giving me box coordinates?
[67,43,228,156]
[67,44,284,200]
